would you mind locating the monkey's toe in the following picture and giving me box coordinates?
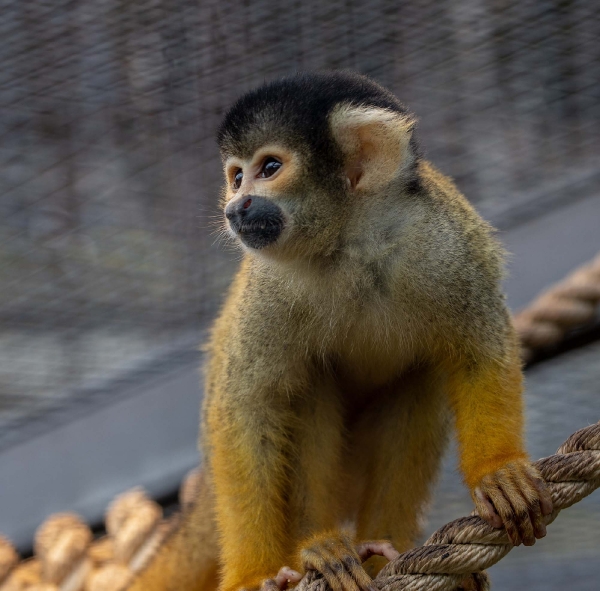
[301,533,375,591]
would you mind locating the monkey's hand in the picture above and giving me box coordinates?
[300,533,399,591]
[472,459,553,547]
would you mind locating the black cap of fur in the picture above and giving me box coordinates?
[217,71,415,176]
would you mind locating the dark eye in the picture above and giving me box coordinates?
[259,157,282,178]
[232,169,243,190]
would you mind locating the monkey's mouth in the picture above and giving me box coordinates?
[225,194,286,249]
[229,219,285,249]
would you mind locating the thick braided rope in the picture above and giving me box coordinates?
[514,253,600,362]
[298,421,600,591]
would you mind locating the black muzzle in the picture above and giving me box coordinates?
[225,195,285,249]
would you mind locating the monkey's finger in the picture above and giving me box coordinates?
[273,567,303,590]
[519,474,548,540]
[341,554,376,591]
[356,541,400,563]
[499,479,536,547]
[326,540,373,591]
[303,549,359,591]
[335,538,375,589]
[326,551,370,591]
[530,474,553,516]
[527,496,547,541]
[484,484,521,546]
[472,487,502,529]
[326,562,362,591]
[511,494,537,547]
[315,564,344,591]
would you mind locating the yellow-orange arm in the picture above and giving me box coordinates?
[207,396,295,591]
[447,341,527,490]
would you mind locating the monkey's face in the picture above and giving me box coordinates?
[223,146,292,251]
[222,143,345,259]
[218,73,419,262]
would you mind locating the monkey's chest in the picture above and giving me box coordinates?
[333,328,420,393]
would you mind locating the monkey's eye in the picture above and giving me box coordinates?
[259,157,282,179]
[232,169,243,190]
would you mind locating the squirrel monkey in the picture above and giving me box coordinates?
[129,72,552,591]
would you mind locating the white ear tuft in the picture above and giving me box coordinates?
[329,104,415,193]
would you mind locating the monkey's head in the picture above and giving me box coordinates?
[217,71,418,261]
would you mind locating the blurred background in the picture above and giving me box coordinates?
[0,0,599,588]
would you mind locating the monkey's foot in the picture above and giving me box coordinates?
[259,567,303,591]
[300,533,399,591]
[472,458,553,547]
[355,541,400,578]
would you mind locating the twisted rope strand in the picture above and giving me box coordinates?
[514,253,600,361]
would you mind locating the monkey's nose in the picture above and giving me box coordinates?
[225,197,253,220]
[224,194,285,249]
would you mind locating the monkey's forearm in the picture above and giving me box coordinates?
[447,337,553,546]
[208,404,295,591]
[448,352,527,489]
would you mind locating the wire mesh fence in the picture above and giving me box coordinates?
[1,1,599,449]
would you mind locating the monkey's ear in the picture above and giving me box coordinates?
[329,105,416,193]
